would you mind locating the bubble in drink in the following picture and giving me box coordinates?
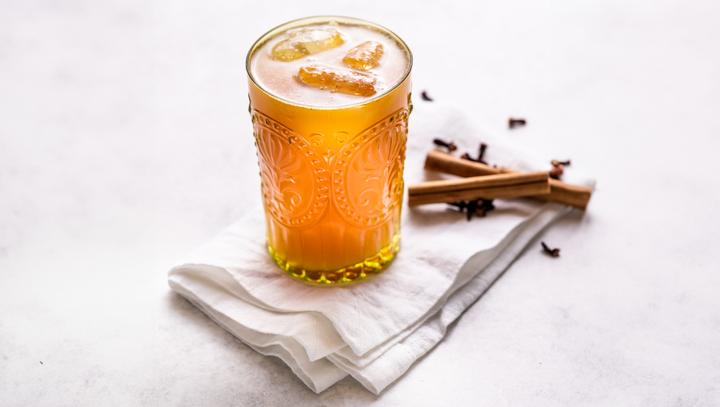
[272,28,344,61]
[343,41,384,71]
[298,65,377,97]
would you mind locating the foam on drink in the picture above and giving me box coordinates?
[250,22,409,107]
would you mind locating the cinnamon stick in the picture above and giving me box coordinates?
[408,171,550,207]
[424,150,593,210]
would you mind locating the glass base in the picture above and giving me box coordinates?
[268,234,401,285]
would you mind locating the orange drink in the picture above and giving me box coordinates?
[246,16,412,284]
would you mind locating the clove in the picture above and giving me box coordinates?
[433,138,457,152]
[549,159,570,180]
[541,241,560,257]
[460,142,489,165]
[508,118,527,129]
[448,198,495,221]
[421,91,433,101]
[478,143,487,161]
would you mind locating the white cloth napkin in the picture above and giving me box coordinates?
[168,102,595,394]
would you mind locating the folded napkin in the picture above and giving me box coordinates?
[168,102,595,394]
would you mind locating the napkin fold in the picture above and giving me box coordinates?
[168,102,595,394]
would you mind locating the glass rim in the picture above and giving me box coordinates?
[245,15,413,111]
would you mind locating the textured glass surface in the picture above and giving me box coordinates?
[247,16,412,284]
[251,108,408,284]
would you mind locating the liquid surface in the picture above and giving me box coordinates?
[250,23,409,107]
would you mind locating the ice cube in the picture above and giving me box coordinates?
[298,65,376,97]
[272,28,344,62]
[342,41,384,71]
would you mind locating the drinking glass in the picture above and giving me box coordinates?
[246,16,412,284]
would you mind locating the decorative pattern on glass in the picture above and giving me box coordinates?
[252,108,409,230]
[253,112,329,229]
[332,110,407,228]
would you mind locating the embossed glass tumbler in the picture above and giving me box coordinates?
[246,16,413,284]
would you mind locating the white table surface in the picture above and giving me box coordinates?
[2,0,719,405]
